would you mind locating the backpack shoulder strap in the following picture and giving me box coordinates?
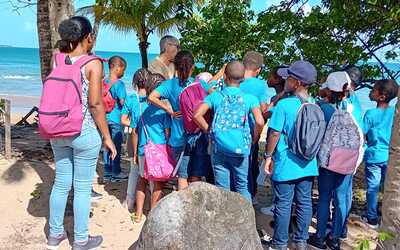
[74,55,101,69]
[54,53,66,67]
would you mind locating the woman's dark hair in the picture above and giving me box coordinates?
[174,50,194,86]
[374,79,399,103]
[57,16,93,53]
[145,73,165,95]
[132,68,151,90]
[270,65,287,86]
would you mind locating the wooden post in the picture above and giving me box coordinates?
[4,99,11,159]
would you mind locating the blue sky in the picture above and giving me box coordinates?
[0,0,317,53]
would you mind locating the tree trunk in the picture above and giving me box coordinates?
[139,40,149,68]
[379,90,400,249]
[37,0,74,81]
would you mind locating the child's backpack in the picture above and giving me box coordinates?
[288,96,326,161]
[102,79,118,113]
[211,91,251,156]
[38,53,99,139]
[318,103,364,175]
[180,80,208,133]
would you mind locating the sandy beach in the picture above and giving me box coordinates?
[0,94,40,124]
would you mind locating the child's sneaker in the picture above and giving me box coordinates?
[361,216,379,229]
[91,190,103,202]
[325,237,340,250]
[72,235,103,250]
[307,234,327,249]
[46,232,67,250]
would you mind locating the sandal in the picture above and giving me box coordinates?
[131,212,146,225]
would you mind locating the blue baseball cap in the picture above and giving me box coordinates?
[277,60,317,85]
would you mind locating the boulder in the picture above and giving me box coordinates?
[134,182,263,250]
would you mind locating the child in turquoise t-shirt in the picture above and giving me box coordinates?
[130,73,171,224]
[121,68,151,210]
[194,61,264,202]
[102,56,128,181]
[362,79,398,227]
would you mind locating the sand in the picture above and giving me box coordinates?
[0,122,379,250]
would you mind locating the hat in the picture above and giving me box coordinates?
[322,71,351,92]
[343,65,362,85]
[194,72,213,84]
[277,60,317,85]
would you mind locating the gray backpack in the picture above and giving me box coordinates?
[288,97,326,161]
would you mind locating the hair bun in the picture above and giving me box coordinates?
[58,19,82,42]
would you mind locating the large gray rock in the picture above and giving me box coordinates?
[134,182,263,250]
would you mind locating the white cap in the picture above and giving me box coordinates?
[322,71,351,92]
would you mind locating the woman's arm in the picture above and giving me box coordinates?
[86,59,116,159]
[193,103,211,133]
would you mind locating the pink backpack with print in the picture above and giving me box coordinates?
[179,72,213,133]
[38,53,99,139]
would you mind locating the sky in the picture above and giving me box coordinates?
[0,0,317,54]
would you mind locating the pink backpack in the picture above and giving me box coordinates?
[137,95,176,181]
[38,53,99,139]
[179,72,213,134]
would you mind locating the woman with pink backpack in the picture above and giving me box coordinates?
[39,16,116,250]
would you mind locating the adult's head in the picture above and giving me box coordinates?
[174,50,194,86]
[108,56,127,78]
[342,65,362,89]
[224,61,245,86]
[243,51,264,76]
[145,73,166,95]
[277,60,317,94]
[132,68,151,90]
[160,35,180,60]
[268,65,287,89]
[57,16,95,53]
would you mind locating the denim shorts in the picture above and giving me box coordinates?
[138,156,145,177]
[177,133,212,179]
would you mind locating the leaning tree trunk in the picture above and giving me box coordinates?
[139,40,149,68]
[379,90,400,249]
[37,0,74,81]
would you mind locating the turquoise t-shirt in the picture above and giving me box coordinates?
[131,96,171,156]
[204,86,259,156]
[240,77,268,132]
[363,106,395,164]
[154,77,192,148]
[105,79,127,124]
[121,94,139,128]
[268,96,319,182]
[348,93,363,131]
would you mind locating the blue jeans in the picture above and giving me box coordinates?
[272,177,313,249]
[211,152,251,202]
[365,162,387,222]
[103,121,122,177]
[316,168,352,239]
[49,124,101,241]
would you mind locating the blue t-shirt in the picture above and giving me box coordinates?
[268,96,319,182]
[348,93,363,131]
[363,106,395,164]
[240,77,268,131]
[121,94,139,128]
[131,96,171,156]
[155,77,193,148]
[105,79,127,124]
[204,86,259,156]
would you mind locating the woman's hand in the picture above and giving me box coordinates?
[103,137,117,160]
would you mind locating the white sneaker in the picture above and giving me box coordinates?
[260,205,274,216]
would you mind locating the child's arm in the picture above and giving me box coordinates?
[193,103,211,133]
[148,90,180,118]
[165,128,171,141]
[121,114,130,127]
[251,106,265,144]
[131,128,138,164]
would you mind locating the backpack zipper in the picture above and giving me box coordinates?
[43,77,82,104]
[38,110,69,117]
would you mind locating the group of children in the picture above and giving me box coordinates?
[101,49,397,250]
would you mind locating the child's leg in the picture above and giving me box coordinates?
[292,177,313,244]
[210,152,231,191]
[365,162,383,223]
[126,159,139,208]
[151,181,164,209]
[135,177,147,219]
[231,156,251,202]
[332,174,352,239]
[315,169,336,238]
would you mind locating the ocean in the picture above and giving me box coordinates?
[0,47,399,114]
